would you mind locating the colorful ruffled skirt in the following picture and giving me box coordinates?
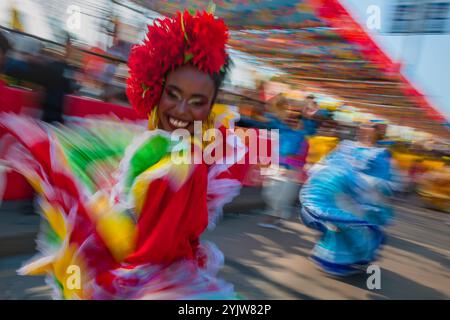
[0,110,245,299]
[300,166,392,276]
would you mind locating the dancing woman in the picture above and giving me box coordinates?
[0,10,247,299]
[300,124,399,276]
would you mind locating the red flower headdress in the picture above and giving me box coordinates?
[126,10,229,116]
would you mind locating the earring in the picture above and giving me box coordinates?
[201,112,216,149]
[203,111,215,133]
[148,106,159,130]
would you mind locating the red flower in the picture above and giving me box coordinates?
[126,10,229,116]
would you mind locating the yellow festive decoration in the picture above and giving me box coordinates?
[317,100,341,111]
[11,7,24,32]
[390,152,422,171]
[416,166,450,213]
[421,160,445,171]
[306,136,339,164]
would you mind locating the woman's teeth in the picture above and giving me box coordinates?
[169,117,189,128]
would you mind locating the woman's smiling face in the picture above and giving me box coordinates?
[157,65,216,134]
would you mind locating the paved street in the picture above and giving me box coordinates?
[207,203,449,299]
[0,199,449,300]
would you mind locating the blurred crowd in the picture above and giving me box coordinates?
[228,81,450,217]
[0,23,449,215]
[0,25,130,122]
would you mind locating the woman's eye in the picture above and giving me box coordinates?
[166,90,181,100]
[189,99,206,107]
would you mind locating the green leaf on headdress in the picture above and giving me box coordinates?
[180,13,190,43]
[141,84,149,98]
[207,1,216,14]
[184,52,194,63]
[188,8,196,16]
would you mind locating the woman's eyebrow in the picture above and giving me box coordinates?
[166,84,182,93]
[190,94,208,100]
[166,84,209,100]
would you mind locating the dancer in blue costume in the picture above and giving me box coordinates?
[300,124,400,276]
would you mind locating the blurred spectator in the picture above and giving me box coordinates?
[236,93,288,129]
[0,31,12,83]
[102,25,131,102]
[8,32,42,60]
[258,103,309,229]
[39,37,77,123]
[416,164,450,213]
[3,32,43,83]
[301,94,333,136]
[79,45,109,99]
[234,95,309,228]
[407,158,427,193]
[5,31,76,123]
